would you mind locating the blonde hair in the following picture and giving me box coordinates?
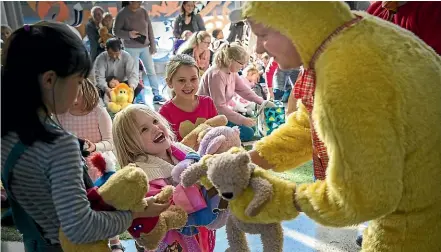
[112,104,176,167]
[181,30,192,40]
[244,64,259,75]
[213,42,249,68]
[165,54,199,98]
[261,53,270,61]
[177,31,211,55]
[80,78,99,112]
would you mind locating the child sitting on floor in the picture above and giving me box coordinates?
[159,54,218,141]
[113,104,216,252]
[57,79,114,182]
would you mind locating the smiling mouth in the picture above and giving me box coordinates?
[182,89,194,95]
[153,132,166,143]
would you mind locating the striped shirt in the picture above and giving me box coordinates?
[1,125,132,244]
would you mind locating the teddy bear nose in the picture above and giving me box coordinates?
[222,192,234,199]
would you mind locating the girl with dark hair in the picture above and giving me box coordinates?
[1,21,168,252]
[173,1,206,38]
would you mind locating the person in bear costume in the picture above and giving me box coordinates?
[229,2,441,252]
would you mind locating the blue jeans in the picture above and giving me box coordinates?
[226,121,255,142]
[124,47,160,95]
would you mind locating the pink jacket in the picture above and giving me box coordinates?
[198,66,264,125]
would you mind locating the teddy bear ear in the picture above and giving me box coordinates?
[237,152,251,167]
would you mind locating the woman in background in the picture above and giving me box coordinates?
[173,1,206,39]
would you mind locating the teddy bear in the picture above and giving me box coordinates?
[180,115,228,151]
[107,83,134,113]
[172,126,241,233]
[59,164,188,252]
[98,26,113,44]
[180,147,300,252]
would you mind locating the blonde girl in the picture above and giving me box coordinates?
[102,12,114,32]
[197,42,264,141]
[113,104,215,252]
[177,31,212,72]
[159,54,218,141]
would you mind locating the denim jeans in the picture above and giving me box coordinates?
[125,47,160,95]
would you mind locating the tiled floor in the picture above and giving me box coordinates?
[1,214,361,252]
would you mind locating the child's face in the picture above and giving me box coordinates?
[50,73,84,114]
[108,78,119,88]
[135,111,171,156]
[71,88,84,110]
[217,31,224,40]
[184,32,192,40]
[1,28,11,41]
[168,65,199,100]
[102,16,113,29]
[247,72,259,83]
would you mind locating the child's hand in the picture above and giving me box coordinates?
[243,117,256,127]
[85,139,96,152]
[132,197,170,219]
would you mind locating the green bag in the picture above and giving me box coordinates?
[256,101,286,136]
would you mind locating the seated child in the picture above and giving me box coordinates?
[57,78,115,182]
[112,104,216,252]
[159,54,218,141]
[102,75,120,104]
[228,65,262,115]
[174,30,193,55]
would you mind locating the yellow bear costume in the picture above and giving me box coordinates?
[241,2,441,252]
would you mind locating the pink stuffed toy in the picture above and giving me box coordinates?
[172,126,241,183]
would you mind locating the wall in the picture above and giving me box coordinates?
[21,1,239,60]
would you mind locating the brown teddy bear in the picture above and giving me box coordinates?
[59,165,188,252]
[98,26,113,44]
[180,115,228,151]
[181,148,300,252]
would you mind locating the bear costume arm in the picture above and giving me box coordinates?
[295,60,404,227]
[253,102,313,172]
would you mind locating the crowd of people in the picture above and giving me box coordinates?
[1,1,440,252]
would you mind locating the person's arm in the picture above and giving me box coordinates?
[208,73,248,125]
[145,9,156,52]
[234,73,264,105]
[251,101,312,171]
[50,134,132,244]
[415,2,441,56]
[295,73,404,227]
[94,55,109,92]
[125,54,139,90]
[113,11,130,40]
[86,23,98,59]
[195,14,206,31]
[173,16,182,38]
[95,106,114,152]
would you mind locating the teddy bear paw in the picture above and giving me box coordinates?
[155,185,174,203]
[162,205,188,229]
